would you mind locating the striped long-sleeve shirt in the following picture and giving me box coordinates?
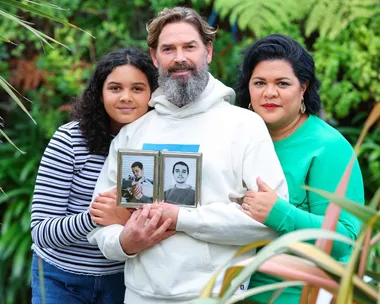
[31,121,124,275]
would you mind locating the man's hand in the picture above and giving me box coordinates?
[149,202,179,230]
[131,183,143,200]
[90,190,131,226]
[241,177,278,223]
[119,204,175,255]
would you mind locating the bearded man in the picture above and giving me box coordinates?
[88,6,288,304]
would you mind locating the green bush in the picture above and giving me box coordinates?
[0,1,379,303]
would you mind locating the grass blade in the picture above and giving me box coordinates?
[0,0,94,38]
[219,229,354,303]
[0,9,69,49]
[0,129,25,154]
[225,281,305,304]
[0,76,36,125]
[200,240,271,298]
[302,186,379,229]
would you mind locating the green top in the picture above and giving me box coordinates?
[248,115,364,303]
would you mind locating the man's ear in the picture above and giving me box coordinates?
[150,48,159,68]
[206,42,213,64]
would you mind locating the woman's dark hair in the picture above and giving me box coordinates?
[72,47,158,156]
[235,34,321,114]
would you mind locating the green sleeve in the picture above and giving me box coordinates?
[265,138,364,259]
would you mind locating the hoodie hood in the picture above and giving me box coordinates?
[149,73,235,119]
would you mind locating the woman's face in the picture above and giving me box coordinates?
[248,59,307,131]
[102,64,151,134]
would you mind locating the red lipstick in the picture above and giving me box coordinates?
[262,103,280,110]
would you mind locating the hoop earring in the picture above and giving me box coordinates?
[300,98,306,114]
[248,103,253,111]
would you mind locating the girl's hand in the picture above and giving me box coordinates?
[90,190,131,226]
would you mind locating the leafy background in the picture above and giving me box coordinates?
[0,0,379,303]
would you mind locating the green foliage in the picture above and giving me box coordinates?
[314,16,380,118]
[212,0,380,39]
[1,0,379,303]
[0,106,57,304]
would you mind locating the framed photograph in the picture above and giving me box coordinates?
[159,151,202,208]
[117,149,159,208]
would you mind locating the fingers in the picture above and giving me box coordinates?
[130,208,143,222]
[239,203,253,218]
[151,218,173,241]
[93,196,116,206]
[89,207,103,217]
[135,204,151,227]
[146,208,163,230]
[245,190,256,198]
[127,208,138,213]
[256,177,273,192]
[98,192,117,199]
[243,195,254,204]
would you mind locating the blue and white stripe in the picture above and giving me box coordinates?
[31,121,124,275]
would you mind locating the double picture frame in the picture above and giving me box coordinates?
[116,149,202,208]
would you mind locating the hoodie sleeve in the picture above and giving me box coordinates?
[176,115,288,245]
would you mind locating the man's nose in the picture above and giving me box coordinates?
[174,49,186,64]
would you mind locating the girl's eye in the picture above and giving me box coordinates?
[132,87,143,92]
[278,82,290,87]
[110,86,121,91]
[253,81,265,86]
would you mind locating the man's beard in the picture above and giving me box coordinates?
[158,59,209,108]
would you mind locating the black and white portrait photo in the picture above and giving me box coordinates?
[117,150,159,207]
[160,152,202,207]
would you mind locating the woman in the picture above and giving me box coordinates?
[31,47,157,303]
[235,34,364,303]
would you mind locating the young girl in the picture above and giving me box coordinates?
[31,47,158,303]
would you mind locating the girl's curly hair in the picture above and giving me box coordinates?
[72,47,158,156]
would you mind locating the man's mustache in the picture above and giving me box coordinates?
[168,63,195,73]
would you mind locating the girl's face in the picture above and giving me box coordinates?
[102,64,151,134]
[248,59,307,131]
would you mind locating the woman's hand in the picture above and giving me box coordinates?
[90,189,131,226]
[241,177,278,223]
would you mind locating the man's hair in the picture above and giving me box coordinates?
[131,161,143,170]
[147,7,217,50]
[172,161,189,174]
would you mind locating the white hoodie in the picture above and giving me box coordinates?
[88,74,288,303]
